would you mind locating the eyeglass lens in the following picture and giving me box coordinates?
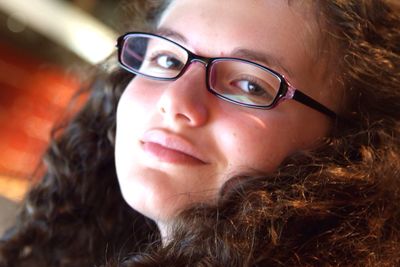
[120,34,283,106]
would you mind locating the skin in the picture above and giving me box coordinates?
[115,0,340,238]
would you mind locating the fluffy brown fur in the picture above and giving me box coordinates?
[1,0,399,266]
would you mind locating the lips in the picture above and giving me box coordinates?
[140,129,208,164]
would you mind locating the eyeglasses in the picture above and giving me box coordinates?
[116,32,337,119]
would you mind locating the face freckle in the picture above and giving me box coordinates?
[115,0,337,227]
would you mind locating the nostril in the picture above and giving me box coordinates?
[176,113,193,124]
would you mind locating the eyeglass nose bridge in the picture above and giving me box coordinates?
[175,52,212,80]
[187,52,212,68]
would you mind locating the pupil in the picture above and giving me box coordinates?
[248,83,257,92]
[162,56,181,69]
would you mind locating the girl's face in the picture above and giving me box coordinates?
[115,0,339,228]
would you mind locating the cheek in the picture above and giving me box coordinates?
[120,79,159,114]
[214,113,290,174]
[215,109,328,175]
[115,79,159,176]
[116,79,161,138]
[220,123,290,173]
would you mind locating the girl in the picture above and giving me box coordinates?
[1,0,399,266]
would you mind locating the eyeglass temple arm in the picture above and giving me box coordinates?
[288,87,338,119]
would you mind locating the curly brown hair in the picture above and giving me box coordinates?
[1,0,399,266]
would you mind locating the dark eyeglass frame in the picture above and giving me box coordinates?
[116,32,337,119]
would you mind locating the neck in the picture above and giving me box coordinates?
[157,221,173,246]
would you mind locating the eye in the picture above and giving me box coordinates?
[233,80,266,96]
[230,78,275,99]
[150,53,184,70]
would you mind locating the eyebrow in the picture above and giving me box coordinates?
[156,27,294,77]
[230,48,293,77]
[156,28,187,43]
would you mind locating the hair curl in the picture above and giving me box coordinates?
[1,0,399,266]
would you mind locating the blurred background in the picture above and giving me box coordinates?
[0,0,124,234]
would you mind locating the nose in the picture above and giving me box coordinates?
[157,62,210,127]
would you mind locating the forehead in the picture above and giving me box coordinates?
[158,0,321,77]
[156,0,342,111]
[159,0,318,44]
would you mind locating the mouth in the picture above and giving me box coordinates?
[140,129,208,165]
